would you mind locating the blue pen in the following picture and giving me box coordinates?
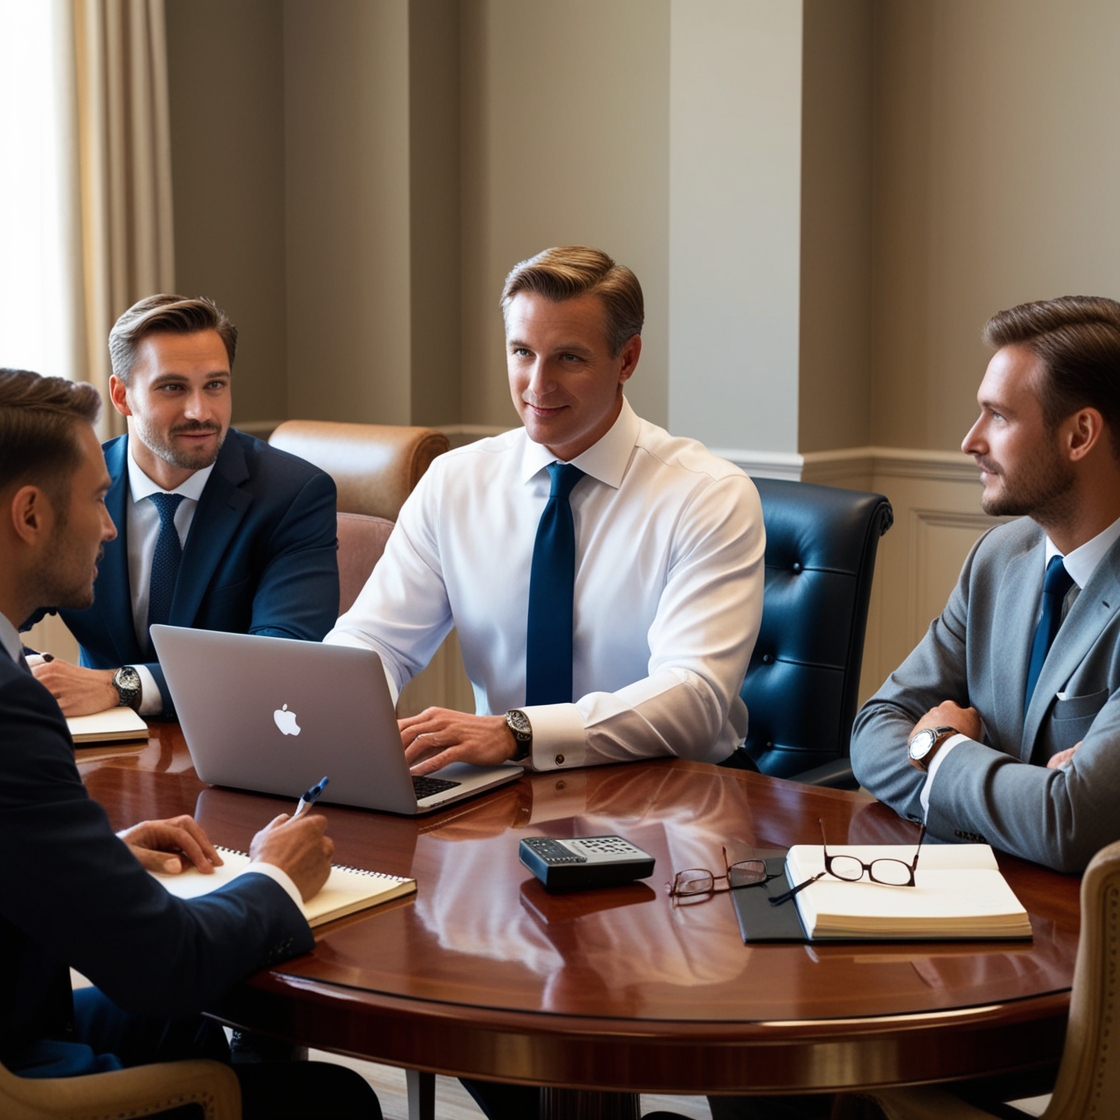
[293,776,329,819]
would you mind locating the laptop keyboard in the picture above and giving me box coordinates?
[412,774,462,800]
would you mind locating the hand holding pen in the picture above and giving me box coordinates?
[294,776,330,819]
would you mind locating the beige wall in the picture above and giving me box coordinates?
[460,0,670,430]
[165,0,287,427]
[283,0,413,426]
[798,0,872,454]
[668,0,802,454]
[871,0,1120,452]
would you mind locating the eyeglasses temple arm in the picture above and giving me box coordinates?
[768,871,825,907]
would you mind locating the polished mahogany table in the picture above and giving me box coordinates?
[78,724,1080,1115]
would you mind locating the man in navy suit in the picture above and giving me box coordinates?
[0,368,378,1116]
[29,295,339,717]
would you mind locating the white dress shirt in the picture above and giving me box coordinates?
[922,514,1120,809]
[326,398,766,770]
[124,450,214,714]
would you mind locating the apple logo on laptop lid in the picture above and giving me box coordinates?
[274,704,301,736]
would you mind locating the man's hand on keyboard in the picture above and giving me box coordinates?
[400,708,516,775]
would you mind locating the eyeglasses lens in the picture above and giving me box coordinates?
[728,859,768,888]
[674,870,715,895]
[868,859,913,886]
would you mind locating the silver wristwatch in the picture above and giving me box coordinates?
[505,709,532,762]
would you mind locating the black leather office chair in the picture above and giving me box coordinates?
[741,478,893,786]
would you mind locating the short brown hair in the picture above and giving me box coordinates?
[0,369,102,501]
[984,296,1120,459]
[500,246,644,357]
[108,295,238,384]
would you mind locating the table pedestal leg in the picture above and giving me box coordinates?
[539,1088,640,1120]
[406,1069,434,1120]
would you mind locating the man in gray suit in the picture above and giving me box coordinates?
[852,295,1120,875]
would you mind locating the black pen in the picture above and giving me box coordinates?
[293,776,330,819]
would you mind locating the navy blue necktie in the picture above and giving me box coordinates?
[1024,555,1075,714]
[147,493,186,641]
[525,463,586,705]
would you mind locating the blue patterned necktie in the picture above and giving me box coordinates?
[525,463,586,705]
[1024,555,1075,714]
[147,493,186,642]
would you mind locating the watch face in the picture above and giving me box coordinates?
[908,729,936,761]
[507,710,531,738]
[116,667,139,690]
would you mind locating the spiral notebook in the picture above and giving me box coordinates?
[152,847,416,928]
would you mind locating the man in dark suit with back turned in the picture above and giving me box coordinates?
[0,367,378,1117]
[28,295,339,718]
[853,296,1120,874]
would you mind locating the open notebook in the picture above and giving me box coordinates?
[152,847,416,928]
[733,844,1032,942]
[783,842,1031,940]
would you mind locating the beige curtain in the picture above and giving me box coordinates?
[67,0,176,436]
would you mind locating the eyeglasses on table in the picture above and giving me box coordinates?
[665,845,783,902]
[769,818,927,907]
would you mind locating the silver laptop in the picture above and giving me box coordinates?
[150,625,523,815]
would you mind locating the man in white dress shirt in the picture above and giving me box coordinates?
[326,245,766,774]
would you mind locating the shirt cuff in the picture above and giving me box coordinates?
[919,733,970,815]
[135,664,163,716]
[521,703,586,770]
[239,861,304,911]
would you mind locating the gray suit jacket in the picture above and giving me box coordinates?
[851,517,1120,873]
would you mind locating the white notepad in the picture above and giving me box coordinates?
[67,706,149,743]
[784,842,1032,940]
[152,847,416,928]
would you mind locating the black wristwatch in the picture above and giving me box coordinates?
[505,709,532,762]
[907,725,958,772]
[112,666,142,711]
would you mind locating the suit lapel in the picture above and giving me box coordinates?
[170,434,251,625]
[1023,537,1120,754]
[94,438,145,663]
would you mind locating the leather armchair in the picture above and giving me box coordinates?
[269,420,450,615]
[0,1057,240,1120]
[268,420,449,521]
[336,512,394,614]
[742,478,893,784]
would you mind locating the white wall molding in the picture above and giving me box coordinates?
[707,444,979,486]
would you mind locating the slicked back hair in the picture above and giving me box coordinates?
[109,295,238,385]
[0,369,102,505]
[984,296,1120,461]
[500,246,644,358]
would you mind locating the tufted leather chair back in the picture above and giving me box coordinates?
[742,478,893,780]
[268,420,449,521]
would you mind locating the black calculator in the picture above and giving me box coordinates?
[519,835,656,890]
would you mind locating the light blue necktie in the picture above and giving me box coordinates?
[147,493,186,645]
[1024,555,1074,714]
[525,463,586,705]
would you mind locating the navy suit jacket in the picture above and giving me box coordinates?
[42,430,339,714]
[0,652,314,1070]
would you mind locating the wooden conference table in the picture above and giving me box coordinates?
[78,724,1081,1118]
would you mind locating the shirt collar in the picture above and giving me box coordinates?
[127,438,214,503]
[0,612,23,664]
[1044,514,1120,589]
[518,396,640,489]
